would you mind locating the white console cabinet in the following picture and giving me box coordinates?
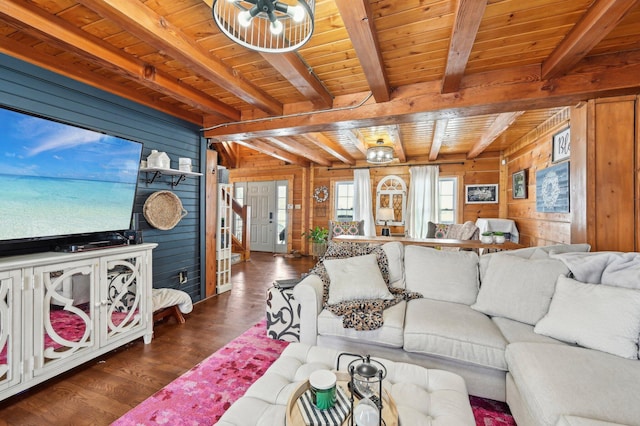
[0,243,156,401]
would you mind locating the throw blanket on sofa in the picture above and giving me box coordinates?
[550,251,640,288]
[308,241,422,331]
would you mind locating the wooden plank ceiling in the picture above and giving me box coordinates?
[1,0,640,167]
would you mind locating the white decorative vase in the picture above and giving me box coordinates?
[480,235,493,244]
[494,235,506,244]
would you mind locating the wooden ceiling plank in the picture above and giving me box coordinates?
[76,0,283,115]
[0,36,202,125]
[304,133,356,165]
[0,0,234,121]
[429,119,449,161]
[264,136,332,166]
[441,0,488,93]
[541,0,640,79]
[388,125,407,163]
[232,139,310,167]
[204,49,640,139]
[334,0,391,102]
[467,111,525,159]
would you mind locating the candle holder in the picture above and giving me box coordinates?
[337,353,386,426]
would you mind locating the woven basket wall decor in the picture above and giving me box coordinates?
[143,191,188,230]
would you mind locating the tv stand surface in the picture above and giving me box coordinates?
[56,240,129,253]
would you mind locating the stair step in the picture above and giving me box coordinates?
[230,253,242,265]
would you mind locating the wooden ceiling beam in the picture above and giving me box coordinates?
[264,137,332,166]
[441,0,487,93]
[77,0,282,116]
[303,133,356,165]
[467,111,525,159]
[343,129,369,156]
[204,49,640,140]
[232,139,310,167]
[542,0,640,80]
[387,125,407,163]
[213,141,238,169]
[429,119,449,161]
[0,0,234,121]
[334,0,390,103]
[260,52,333,109]
[0,37,202,125]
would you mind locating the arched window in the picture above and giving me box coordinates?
[376,175,407,226]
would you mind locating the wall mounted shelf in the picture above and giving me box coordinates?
[140,167,202,187]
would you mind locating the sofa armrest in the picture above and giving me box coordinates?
[293,274,324,346]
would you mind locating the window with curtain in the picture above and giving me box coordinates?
[438,177,457,224]
[334,181,354,220]
[406,165,439,238]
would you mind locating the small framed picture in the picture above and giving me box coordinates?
[512,170,527,199]
[465,184,498,204]
[552,127,570,163]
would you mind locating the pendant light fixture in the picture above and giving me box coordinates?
[366,139,394,164]
[212,0,315,53]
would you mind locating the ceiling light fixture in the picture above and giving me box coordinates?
[367,139,394,164]
[212,0,315,53]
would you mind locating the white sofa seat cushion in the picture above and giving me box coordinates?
[403,298,508,370]
[404,245,479,305]
[506,342,640,426]
[317,301,406,348]
[492,317,564,345]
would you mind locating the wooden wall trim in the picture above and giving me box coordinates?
[570,102,588,243]
[205,149,217,298]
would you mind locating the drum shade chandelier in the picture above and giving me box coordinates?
[212,0,315,53]
[367,139,395,164]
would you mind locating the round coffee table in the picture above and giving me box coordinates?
[286,371,398,426]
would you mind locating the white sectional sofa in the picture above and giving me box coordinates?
[293,242,640,426]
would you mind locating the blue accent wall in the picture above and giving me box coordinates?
[0,54,207,302]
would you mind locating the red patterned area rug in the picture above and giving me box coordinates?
[113,321,515,425]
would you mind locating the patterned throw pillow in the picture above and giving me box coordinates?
[434,223,450,239]
[330,221,363,238]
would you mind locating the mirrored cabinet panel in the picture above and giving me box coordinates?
[0,243,155,402]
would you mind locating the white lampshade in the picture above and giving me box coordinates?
[378,208,394,222]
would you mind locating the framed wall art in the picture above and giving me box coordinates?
[552,127,570,163]
[465,184,498,204]
[512,169,527,199]
[536,162,570,213]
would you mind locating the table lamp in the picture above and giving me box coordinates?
[378,208,394,236]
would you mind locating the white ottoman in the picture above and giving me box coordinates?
[216,343,475,425]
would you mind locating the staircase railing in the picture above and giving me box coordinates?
[225,192,251,261]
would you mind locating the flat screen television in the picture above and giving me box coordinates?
[0,106,143,245]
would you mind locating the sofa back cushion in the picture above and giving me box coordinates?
[404,245,479,305]
[472,254,569,325]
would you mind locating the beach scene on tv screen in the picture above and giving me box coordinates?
[0,108,142,241]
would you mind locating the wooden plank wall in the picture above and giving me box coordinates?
[0,54,206,301]
[503,109,571,247]
[229,146,307,254]
[228,148,501,254]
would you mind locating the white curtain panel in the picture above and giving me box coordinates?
[407,165,439,238]
[353,169,377,236]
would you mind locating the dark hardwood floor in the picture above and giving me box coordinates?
[0,252,316,426]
